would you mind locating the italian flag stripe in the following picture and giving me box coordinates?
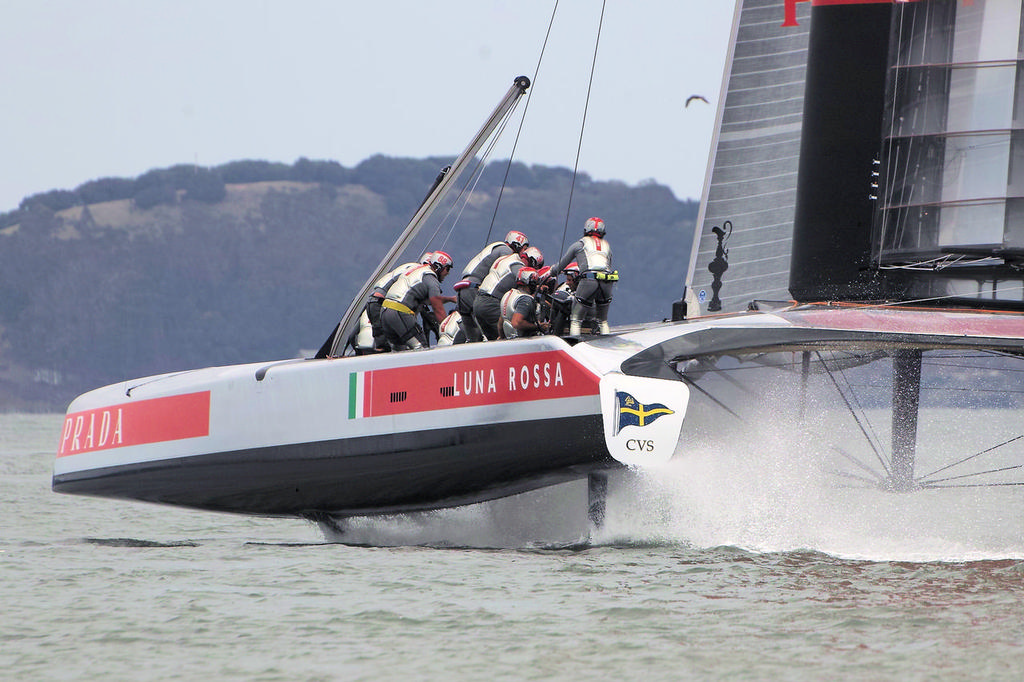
[348,372,359,419]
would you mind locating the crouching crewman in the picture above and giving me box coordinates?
[500,267,549,339]
[381,251,455,351]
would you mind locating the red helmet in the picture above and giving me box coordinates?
[428,251,453,273]
[516,266,539,290]
[522,246,544,269]
[420,252,434,264]
[504,230,529,252]
[563,261,581,279]
[584,217,606,236]
[536,265,554,284]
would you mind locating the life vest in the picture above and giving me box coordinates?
[437,311,463,346]
[385,264,437,310]
[353,309,375,350]
[460,241,506,280]
[581,235,611,273]
[500,288,537,338]
[373,262,418,296]
[480,254,522,297]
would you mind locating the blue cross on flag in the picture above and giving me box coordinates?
[614,391,675,435]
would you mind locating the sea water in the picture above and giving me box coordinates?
[2,413,1022,681]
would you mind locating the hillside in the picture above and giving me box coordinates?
[0,157,697,410]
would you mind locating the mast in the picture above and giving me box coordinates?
[321,76,531,358]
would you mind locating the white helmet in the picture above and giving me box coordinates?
[428,250,453,274]
[504,230,529,252]
[584,217,606,236]
[516,267,539,291]
[522,246,544,269]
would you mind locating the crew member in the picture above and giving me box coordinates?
[381,251,455,351]
[347,309,376,355]
[414,253,444,346]
[500,267,549,338]
[454,231,529,342]
[436,310,466,346]
[548,261,581,336]
[364,260,422,352]
[473,246,544,340]
[550,217,616,335]
[420,303,442,347]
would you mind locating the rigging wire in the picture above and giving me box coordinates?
[677,373,744,422]
[804,280,1024,311]
[482,0,562,245]
[430,104,520,251]
[921,463,1024,487]
[918,481,1024,489]
[917,433,1024,483]
[831,352,888,468]
[814,351,892,477]
[877,2,907,253]
[878,282,1024,308]
[831,446,888,485]
[559,0,607,257]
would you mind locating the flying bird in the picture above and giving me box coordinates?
[685,94,709,108]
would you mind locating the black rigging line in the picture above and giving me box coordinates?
[559,0,607,257]
[434,109,518,250]
[828,469,885,488]
[484,0,561,245]
[699,359,760,397]
[815,351,892,478]
[831,446,887,485]
[920,463,1023,487]
[917,434,1024,482]
[833,352,887,461]
[678,373,744,422]
[920,481,1024,489]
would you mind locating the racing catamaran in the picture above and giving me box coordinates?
[52,1,1024,528]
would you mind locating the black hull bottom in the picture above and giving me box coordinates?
[52,415,614,517]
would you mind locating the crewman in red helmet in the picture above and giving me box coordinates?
[549,217,617,335]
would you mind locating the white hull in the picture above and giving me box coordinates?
[53,305,1024,516]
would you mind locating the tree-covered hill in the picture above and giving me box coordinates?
[0,157,697,410]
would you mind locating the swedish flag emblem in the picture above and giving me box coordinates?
[614,391,674,434]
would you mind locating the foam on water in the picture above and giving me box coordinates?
[320,481,593,549]
[598,426,1024,562]
[325,419,1024,560]
[598,454,1024,561]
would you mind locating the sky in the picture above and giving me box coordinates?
[0,1,736,214]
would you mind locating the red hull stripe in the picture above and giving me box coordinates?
[364,350,600,417]
[58,391,211,457]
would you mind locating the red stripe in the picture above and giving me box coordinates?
[365,350,600,417]
[363,368,374,418]
[813,0,920,5]
[783,0,925,27]
[58,391,211,457]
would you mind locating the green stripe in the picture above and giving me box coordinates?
[348,372,357,419]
